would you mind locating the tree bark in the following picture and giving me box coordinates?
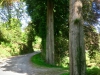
[69,0,86,75]
[46,0,54,65]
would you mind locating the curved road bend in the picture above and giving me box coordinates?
[0,51,66,75]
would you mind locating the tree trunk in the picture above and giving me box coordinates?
[46,0,54,65]
[69,0,86,75]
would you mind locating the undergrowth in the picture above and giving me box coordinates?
[31,53,100,75]
[61,67,100,75]
[60,72,69,75]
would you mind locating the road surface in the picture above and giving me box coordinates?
[0,52,66,75]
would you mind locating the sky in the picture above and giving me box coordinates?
[1,1,100,33]
[0,1,31,31]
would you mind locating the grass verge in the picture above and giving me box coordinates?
[61,67,100,75]
[60,72,69,75]
[31,53,62,68]
[86,67,100,75]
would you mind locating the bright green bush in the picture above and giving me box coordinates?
[0,18,34,57]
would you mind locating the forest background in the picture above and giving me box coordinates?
[0,0,100,75]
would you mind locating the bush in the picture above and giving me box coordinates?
[87,67,100,75]
[0,18,34,58]
[55,37,69,67]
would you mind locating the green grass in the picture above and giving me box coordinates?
[31,53,61,67]
[60,67,100,75]
[86,67,100,75]
[0,47,12,58]
[31,53,100,75]
[31,53,69,69]
[60,72,69,75]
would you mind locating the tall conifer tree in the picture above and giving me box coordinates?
[69,0,86,75]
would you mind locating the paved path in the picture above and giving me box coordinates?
[0,52,66,75]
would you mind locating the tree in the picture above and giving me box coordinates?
[69,0,86,75]
[25,0,69,66]
[46,0,54,65]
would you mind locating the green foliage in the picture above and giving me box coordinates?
[84,26,99,59]
[0,18,21,42]
[25,22,35,52]
[25,0,47,59]
[0,29,8,43]
[55,37,69,67]
[74,18,81,25]
[85,51,100,69]
[87,67,100,75]
[0,42,21,57]
[0,45,12,58]
[33,36,42,50]
[60,72,69,75]
[82,0,94,24]
[25,0,69,66]
[0,18,34,57]
[87,51,100,67]
[0,18,22,42]
[61,67,100,75]
[95,52,100,67]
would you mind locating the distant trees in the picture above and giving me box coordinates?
[26,22,35,52]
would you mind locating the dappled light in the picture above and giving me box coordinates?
[0,52,37,75]
[0,52,65,75]
[1,0,100,75]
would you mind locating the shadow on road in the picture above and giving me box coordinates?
[0,52,40,75]
[0,51,66,75]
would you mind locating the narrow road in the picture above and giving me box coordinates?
[0,52,66,75]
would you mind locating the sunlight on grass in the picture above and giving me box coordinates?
[31,52,100,75]
[60,67,100,75]
[31,53,69,69]
[31,53,59,67]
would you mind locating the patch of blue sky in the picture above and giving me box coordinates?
[93,18,100,33]
[84,20,100,33]
[0,8,8,22]
[0,1,31,31]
